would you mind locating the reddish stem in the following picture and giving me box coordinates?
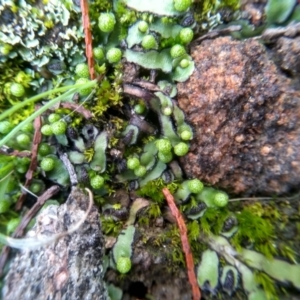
[80,0,95,80]
[162,188,201,300]
[15,112,42,210]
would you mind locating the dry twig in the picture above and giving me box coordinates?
[0,147,31,158]
[58,102,93,119]
[162,188,201,300]
[15,113,42,210]
[80,0,95,79]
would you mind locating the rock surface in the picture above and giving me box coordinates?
[177,36,300,195]
[2,187,108,300]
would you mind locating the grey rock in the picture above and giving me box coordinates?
[2,187,108,300]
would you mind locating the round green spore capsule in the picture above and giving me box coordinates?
[174,142,189,156]
[16,133,30,146]
[173,0,192,12]
[40,157,55,172]
[21,122,34,133]
[75,63,89,78]
[51,120,67,135]
[162,107,172,116]
[41,124,53,136]
[93,47,105,60]
[0,121,13,134]
[106,48,122,64]
[213,192,229,207]
[138,20,149,33]
[158,151,173,163]
[18,157,30,166]
[179,59,190,69]
[155,138,172,154]
[180,130,192,140]
[134,103,146,115]
[134,165,147,177]
[10,83,25,97]
[127,157,140,170]
[30,182,43,194]
[116,257,132,274]
[16,165,27,173]
[179,28,194,44]
[141,35,157,50]
[48,113,61,124]
[76,78,92,96]
[170,44,186,58]
[90,175,105,189]
[188,179,204,194]
[98,12,116,33]
[38,143,51,156]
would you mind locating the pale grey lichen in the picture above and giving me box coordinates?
[0,0,84,73]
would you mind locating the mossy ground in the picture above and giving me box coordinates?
[0,1,300,299]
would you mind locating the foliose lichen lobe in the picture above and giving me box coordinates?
[177,36,300,195]
[0,0,84,70]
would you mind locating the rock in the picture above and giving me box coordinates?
[275,36,300,78]
[2,187,108,300]
[240,0,267,27]
[177,36,300,195]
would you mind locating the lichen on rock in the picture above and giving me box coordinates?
[2,187,108,300]
[177,36,300,195]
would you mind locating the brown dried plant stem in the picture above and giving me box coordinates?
[162,188,201,300]
[15,113,42,210]
[80,0,95,80]
[57,102,93,119]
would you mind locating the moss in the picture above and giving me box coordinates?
[231,204,277,257]
[147,203,162,218]
[194,0,239,28]
[9,104,35,126]
[1,1,299,297]
[136,178,179,204]
[137,215,150,227]
[278,244,297,264]
[90,66,123,117]
[84,148,95,163]
[198,207,230,235]
[164,226,185,268]
[254,271,279,300]
[100,216,124,237]
[187,220,200,241]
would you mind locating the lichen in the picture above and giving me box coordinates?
[0,0,84,71]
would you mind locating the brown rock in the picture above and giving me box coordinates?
[177,36,300,195]
[275,36,300,78]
